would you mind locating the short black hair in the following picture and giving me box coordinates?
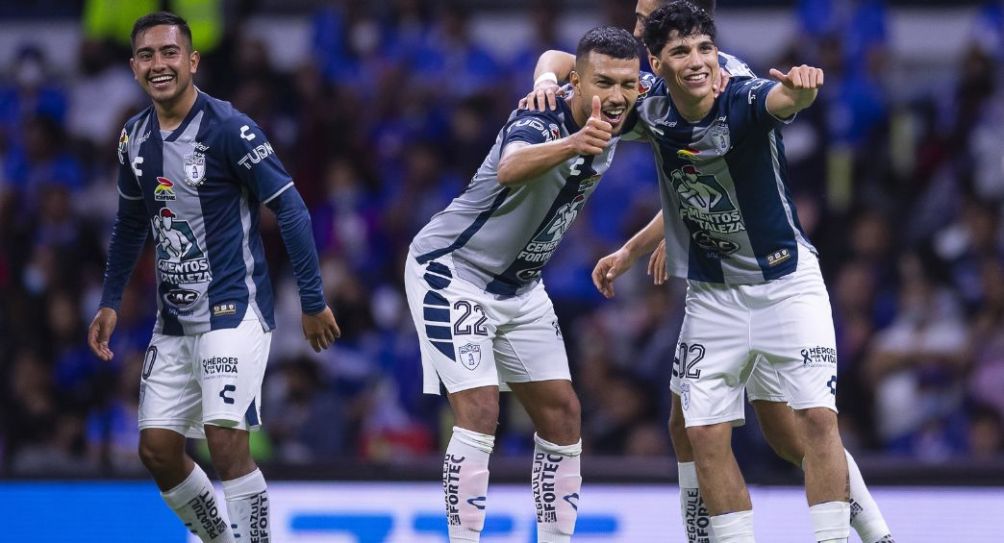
[643,1,716,57]
[654,0,716,15]
[575,25,640,68]
[131,11,193,52]
[691,0,716,13]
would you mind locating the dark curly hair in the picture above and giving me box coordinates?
[642,1,716,57]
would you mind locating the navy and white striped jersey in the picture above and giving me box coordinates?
[101,91,325,335]
[410,99,618,297]
[624,75,815,284]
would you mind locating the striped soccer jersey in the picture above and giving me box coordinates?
[102,91,324,335]
[410,99,619,297]
[625,74,816,284]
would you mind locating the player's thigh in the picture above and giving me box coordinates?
[492,283,571,387]
[676,282,755,428]
[138,334,202,438]
[753,264,838,413]
[196,318,272,432]
[404,256,502,395]
[745,355,788,404]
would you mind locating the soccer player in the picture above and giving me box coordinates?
[86,12,340,543]
[405,26,640,543]
[526,2,895,542]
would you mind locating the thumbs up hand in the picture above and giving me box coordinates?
[568,95,613,156]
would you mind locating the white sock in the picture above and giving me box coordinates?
[223,468,270,543]
[677,462,712,543]
[810,501,850,543]
[845,451,894,542]
[710,510,755,542]
[532,434,582,543]
[445,426,494,542]
[161,463,234,543]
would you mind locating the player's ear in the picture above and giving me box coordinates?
[189,50,200,74]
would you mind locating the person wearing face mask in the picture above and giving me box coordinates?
[87,11,340,543]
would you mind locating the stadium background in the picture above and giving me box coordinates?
[1,0,1003,540]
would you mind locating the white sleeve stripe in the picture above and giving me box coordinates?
[117,187,144,200]
[262,181,294,204]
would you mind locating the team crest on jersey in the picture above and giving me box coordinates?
[151,208,212,288]
[458,343,481,371]
[707,123,731,154]
[117,128,129,165]
[184,152,207,187]
[154,177,177,201]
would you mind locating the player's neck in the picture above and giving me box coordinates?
[154,86,199,131]
[669,88,715,123]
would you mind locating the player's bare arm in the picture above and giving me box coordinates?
[87,307,118,361]
[302,306,341,353]
[766,64,824,119]
[519,50,577,111]
[592,211,664,298]
[498,95,612,185]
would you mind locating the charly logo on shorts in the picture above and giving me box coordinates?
[800,346,837,368]
[458,343,481,371]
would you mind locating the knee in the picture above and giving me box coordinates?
[138,440,183,475]
[454,395,500,434]
[539,392,581,441]
[685,424,731,457]
[795,408,839,441]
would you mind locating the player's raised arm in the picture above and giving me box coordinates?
[520,50,576,111]
[592,211,664,298]
[766,64,824,119]
[498,95,613,186]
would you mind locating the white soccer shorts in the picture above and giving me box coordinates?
[138,316,272,438]
[672,248,839,427]
[404,253,571,395]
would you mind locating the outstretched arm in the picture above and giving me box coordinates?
[766,64,824,120]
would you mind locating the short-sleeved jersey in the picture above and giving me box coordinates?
[115,92,292,335]
[409,99,619,297]
[624,75,815,284]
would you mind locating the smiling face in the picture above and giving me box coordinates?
[571,51,641,134]
[650,30,719,114]
[130,25,199,108]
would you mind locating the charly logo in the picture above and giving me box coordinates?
[154,177,176,201]
[151,208,212,285]
[458,343,481,371]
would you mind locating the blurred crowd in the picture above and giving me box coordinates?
[2,0,1004,478]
